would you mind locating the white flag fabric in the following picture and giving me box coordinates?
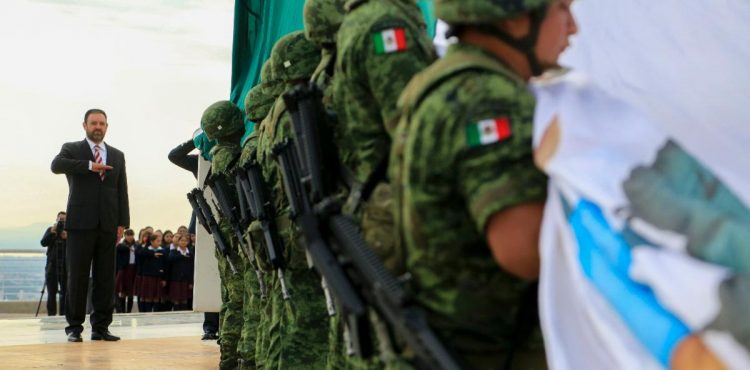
[532,2,750,368]
[533,70,750,370]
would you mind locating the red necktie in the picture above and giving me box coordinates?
[94,145,105,181]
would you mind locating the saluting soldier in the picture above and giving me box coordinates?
[201,101,248,370]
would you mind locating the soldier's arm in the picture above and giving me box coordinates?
[362,20,435,131]
[454,94,547,280]
[485,203,545,280]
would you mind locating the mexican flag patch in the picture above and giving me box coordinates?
[373,28,407,54]
[466,117,513,147]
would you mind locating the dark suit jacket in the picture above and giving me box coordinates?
[167,249,194,283]
[51,139,130,231]
[115,242,136,271]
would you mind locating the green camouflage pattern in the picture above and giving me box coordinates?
[435,0,550,24]
[212,142,253,369]
[333,0,436,184]
[264,269,329,370]
[238,263,265,370]
[202,100,245,141]
[253,30,328,365]
[216,246,246,370]
[304,0,347,45]
[390,43,547,367]
[270,31,321,83]
[254,90,330,368]
[245,83,276,123]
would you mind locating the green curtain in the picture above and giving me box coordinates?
[230,0,436,133]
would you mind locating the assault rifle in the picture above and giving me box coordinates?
[187,188,238,275]
[275,83,461,370]
[205,172,267,298]
[236,161,291,300]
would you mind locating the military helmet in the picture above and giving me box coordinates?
[270,31,321,83]
[244,84,275,122]
[259,57,285,99]
[303,0,346,45]
[435,0,550,24]
[200,100,244,141]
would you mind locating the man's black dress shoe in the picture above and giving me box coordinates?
[91,331,120,341]
[67,332,83,342]
[201,332,219,341]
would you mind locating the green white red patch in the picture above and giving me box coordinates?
[466,117,512,147]
[373,28,407,54]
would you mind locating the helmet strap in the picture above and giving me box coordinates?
[477,7,548,76]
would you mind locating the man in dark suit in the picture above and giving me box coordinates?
[51,108,129,343]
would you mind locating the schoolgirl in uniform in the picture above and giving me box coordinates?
[136,233,167,312]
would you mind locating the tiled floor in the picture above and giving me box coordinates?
[0,312,219,369]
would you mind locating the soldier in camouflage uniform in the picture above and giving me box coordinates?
[235,80,281,370]
[238,60,283,370]
[303,2,351,368]
[253,31,330,370]
[201,100,248,370]
[330,0,435,367]
[390,0,577,368]
[332,0,435,280]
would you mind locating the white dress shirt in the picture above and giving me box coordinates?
[85,138,107,170]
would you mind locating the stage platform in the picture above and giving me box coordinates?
[0,312,219,369]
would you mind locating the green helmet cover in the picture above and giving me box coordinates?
[435,0,550,24]
[303,0,346,45]
[200,100,244,141]
[244,83,275,122]
[270,31,321,83]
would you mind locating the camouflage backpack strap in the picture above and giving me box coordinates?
[267,94,289,144]
[345,0,369,12]
[398,49,517,120]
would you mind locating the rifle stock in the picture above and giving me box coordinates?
[189,188,238,275]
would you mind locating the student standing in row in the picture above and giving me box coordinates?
[137,234,167,312]
[115,229,137,313]
[168,233,194,311]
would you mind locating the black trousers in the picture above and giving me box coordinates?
[203,312,219,334]
[65,229,116,335]
[45,259,66,316]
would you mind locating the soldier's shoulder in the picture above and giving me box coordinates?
[340,0,418,40]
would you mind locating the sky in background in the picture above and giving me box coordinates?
[0,0,234,238]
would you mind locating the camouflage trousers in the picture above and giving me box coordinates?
[325,312,381,370]
[217,252,246,370]
[264,268,329,369]
[238,265,265,370]
[255,279,273,370]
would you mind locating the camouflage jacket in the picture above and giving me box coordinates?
[391,43,548,358]
[254,96,310,272]
[332,0,435,184]
[209,141,243,257]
